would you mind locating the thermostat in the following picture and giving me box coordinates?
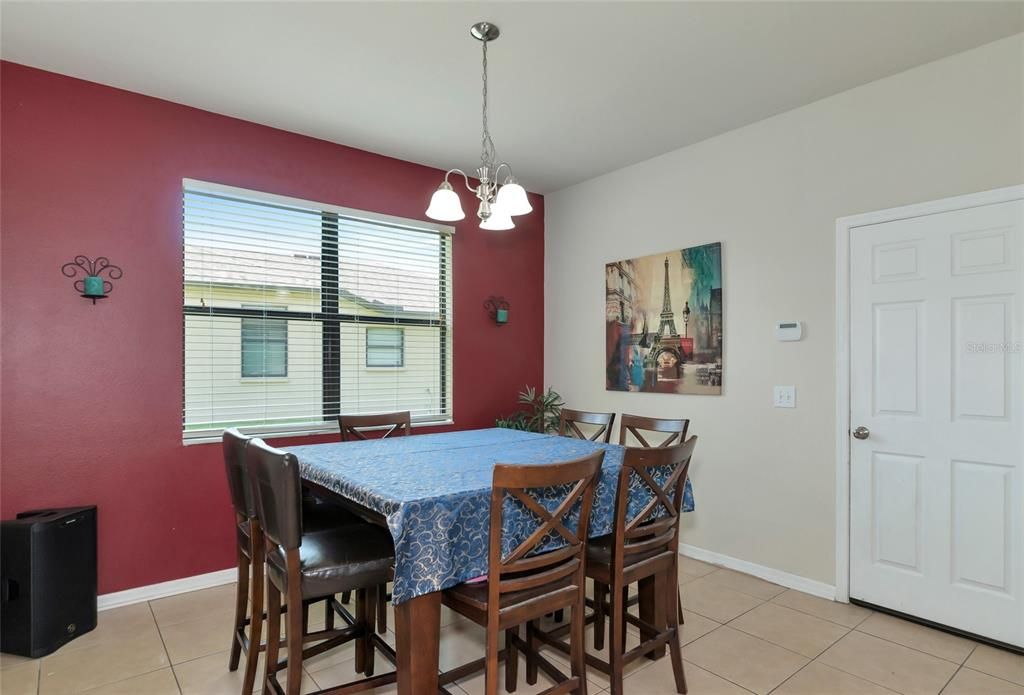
[775,321,803,341]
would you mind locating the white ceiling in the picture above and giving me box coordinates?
[2,2,1021,193]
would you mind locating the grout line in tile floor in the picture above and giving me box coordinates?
[682,651,759,694]
[848,621,979,666]
[765,659,827,695]
[765,594,875,630]
[939,663,965,695]
[148,600,184,694]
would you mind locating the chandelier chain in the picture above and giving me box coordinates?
[480,38,497,170]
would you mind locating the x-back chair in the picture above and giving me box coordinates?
[531,438,698,695]
[441,451,605,695]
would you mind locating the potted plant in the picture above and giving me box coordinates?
[495,385,564,434]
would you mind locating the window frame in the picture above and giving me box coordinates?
[365,326,405,368]
[240,304,289,378]
[182,179,455,444]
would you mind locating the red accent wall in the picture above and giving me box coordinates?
[0,62,544,594]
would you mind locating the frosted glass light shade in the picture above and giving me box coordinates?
[426,182,465,221]
[480,209,515,231]
[495,181,532,216]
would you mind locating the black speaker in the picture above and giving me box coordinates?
[1,506,98,657]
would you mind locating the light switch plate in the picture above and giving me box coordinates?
[773,385,796,408]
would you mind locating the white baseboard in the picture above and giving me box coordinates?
[679,543,837,601]
[98,567,236,611]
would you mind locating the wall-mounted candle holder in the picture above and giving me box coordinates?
[61,256,123,304]
[483,296,510,325]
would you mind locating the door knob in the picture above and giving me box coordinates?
[852,426,870,440]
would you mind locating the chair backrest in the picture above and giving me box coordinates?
[618,414,690,448]
[222,428,254,519]
[610,437,697,566]
[558,408,616,444]
[245,438,303,551]
[488,451,604,599]
[338,411,412,442]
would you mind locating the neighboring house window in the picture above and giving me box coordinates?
[182,180,454,440]
[241,306,288,377]
[366,327,404,367]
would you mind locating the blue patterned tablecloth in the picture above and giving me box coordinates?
[288,428,694,604]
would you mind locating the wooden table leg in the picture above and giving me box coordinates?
[638,576,666,660]
[395,590,441,695]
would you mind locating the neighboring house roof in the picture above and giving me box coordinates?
[183,244,441,316]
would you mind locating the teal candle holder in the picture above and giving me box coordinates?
[83,276,104,297]
[62,256,122,304]
[484,296,510,326]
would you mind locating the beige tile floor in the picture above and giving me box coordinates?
[1,558,1022,694]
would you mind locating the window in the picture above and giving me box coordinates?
[366,327,404,368]
[182,180,453,441]
[241,306,288,377]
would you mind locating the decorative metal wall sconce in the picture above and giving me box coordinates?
[61,256,123,304]
[483,296,509,325]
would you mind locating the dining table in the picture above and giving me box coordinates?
[287,427,695,695]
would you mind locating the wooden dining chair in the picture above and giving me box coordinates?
[223,429,368,693]
[616,416,691,626]
[532,438,697,695]
[617,414,689,447]
[440,451,604,695]
[558,408,616,444]
[247,438,398,695]
[336,410,411,629]
[338,411,412,441]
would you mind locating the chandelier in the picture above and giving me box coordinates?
[425,21,532,230]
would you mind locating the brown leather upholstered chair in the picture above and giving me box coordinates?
[246,438,397,695]
[441,451,604,695]
[338,411,411,441]
[535,438,697,695]
[558,408,616,444]
[222,429,366,693]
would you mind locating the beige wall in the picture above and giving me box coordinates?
[544,35,1024,586]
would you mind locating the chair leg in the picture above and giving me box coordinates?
[593,581,607,651]
[263,581,282,695]
[229,548,249,671]
[376,583,388,633]
[341,590,352,605]
[525,620,539,686]
[242,550,265,695]
[678,587,685,624]
[363,586,377,677]
[570,602,588,695]
[325,595,335,631]
[608,586,625,695]
[553,609,564,623]
[664,571,687,694]
[485,615,501,695]
[286,582,304,695]
[505,625,519,692]
[354,588,367,675]
[619,586,629,649]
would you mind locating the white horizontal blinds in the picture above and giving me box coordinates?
[335,218,450,420]
[183,184,453,440]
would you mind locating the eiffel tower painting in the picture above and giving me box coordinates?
[658,256,678,337]
[605,242,723,395]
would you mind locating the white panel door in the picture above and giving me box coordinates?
[849,198,1024,647]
